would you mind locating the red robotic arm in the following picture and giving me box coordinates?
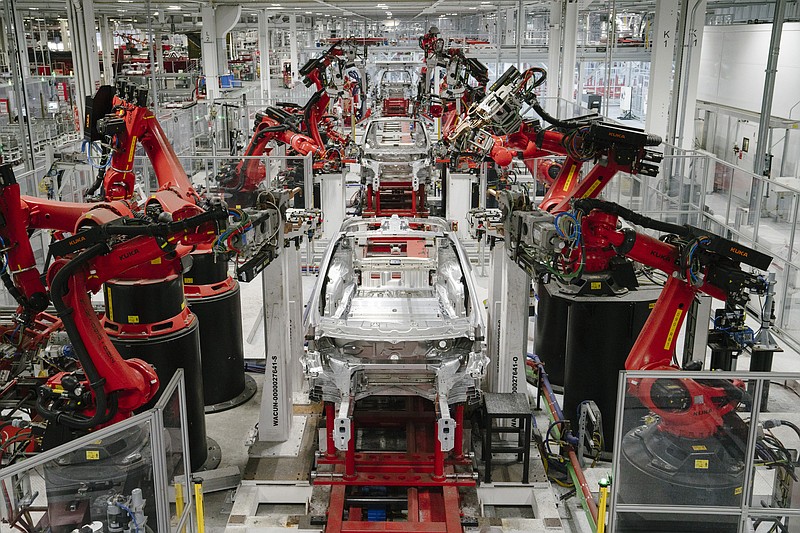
[570,198,771,438]
[219,43,354,196]
[37,206,227,428]
[85,82,201,204]
[225,109,326,195]
[447,66,661,213]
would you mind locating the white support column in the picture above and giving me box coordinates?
[201,6,220,101]
[60,19,71,51]
[559,0,578,103]
[494,251,529,394]
[546,0,562,99]
[516,0,524,69]
[495,7,502,80]
[259,9,272,100]
[80,0,101,90]
[155,36,165,75]
[201,5,241,101]
[645,0,679,141]
[0,15,8,70]
[485,244,504,392]
[284,243,304,400]
[289,15,298,86]
[100,15,114,85]
[676,0,707,150]
[12,5,29,76]
[258,247,293,442]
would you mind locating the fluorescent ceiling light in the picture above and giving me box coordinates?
[167,5,181,10]
[305,11,312,13]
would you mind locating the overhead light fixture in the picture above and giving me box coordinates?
[29,6,38,9]
[271,3,281,5]
[167,5,181,10]
[305,11,312,13]
[118,0,133,3]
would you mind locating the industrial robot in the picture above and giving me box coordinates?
[217,40,358,203]
[447,65,662,215]
[497,189,772,531]
[417,26,489,137]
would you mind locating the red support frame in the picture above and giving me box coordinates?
[318,399,470,533]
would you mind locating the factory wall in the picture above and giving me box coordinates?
[698,22,800,118]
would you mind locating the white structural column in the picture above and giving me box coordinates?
[201,6,219,100]
[546,0,562,99]
[259,10,272,100]
[486,244,529,395]
[201,4,241,101]
[559,0,579,102]
[485,244,504,392]
[259,247,293,442]
[99,15,114,85]
[289,15,299,86]
[645,0,679,141]
[0,15,8,69]
[516,0,524,69]
[495,7,502,79]
[65,0,101,134]
[675,0,708,149]
[284,243,304,398]
[59,19,71,51]
[155,36,165,75]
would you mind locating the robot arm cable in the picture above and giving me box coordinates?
[40,242,116,429]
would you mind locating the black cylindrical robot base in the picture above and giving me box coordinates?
[533,279,570,387]
[748,348,777,411]
[617,419,746,533]
[44,426,156,533]
[185,255,255,411]
[563,288,658,449]
[111,318,209,470]
[187,282,249,408]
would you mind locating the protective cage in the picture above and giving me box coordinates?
[0,370,195,533]
[609,369,800,533]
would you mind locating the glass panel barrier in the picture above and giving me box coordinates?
[610,370,800,533]
[0,415,160,533]
[0,373,193,533]
[153,369,195,533]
